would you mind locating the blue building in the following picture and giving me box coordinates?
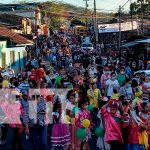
[0,26,33,73]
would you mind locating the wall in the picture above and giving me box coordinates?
[0,9,41,35]
[0,41,6,67]
[0,41,27,73]
[22,18,32,34]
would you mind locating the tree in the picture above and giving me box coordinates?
[41,1,69,29]
[130,2,138,15]
[70,19,85,27]
[130,0,150,15]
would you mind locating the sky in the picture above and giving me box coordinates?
[0,0,136,13]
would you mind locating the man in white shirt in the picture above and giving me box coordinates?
[89,64,97,78]
[105,72,119,99]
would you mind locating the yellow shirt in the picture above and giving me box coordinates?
[87,88,101,108]
[111,93,120,100]
[138,131,149,150]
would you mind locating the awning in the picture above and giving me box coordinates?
[137,39,150,43]
[121,41,139,48]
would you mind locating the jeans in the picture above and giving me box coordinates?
[1,124,7,140]
[30,125,47,150]
[12,127,22,149]
[124,144,146,150]
[91,108,100,127]
[110,140,122,150]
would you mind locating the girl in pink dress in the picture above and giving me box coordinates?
[51,97,71,150]
[75,100,94,150]
[101,100,124,150]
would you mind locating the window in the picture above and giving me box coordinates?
[10,51,15,66]
[23,52,27,66]
[2,52,6,68]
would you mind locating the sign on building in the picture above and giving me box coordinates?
[98,21,138,33]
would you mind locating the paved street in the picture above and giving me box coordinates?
[1,128,32,150]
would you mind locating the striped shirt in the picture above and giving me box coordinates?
[20,97,47,126]
[20,98,29,125]
[18,83,30,94]
[37,97,46,125]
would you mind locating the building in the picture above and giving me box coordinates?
[98,21,139,49]
[143,19,150,36]
[0,27,33,73]
[0,3,41,36]
[0,13,32,35]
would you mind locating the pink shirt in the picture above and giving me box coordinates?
[75,109,90,128]
[0,102,22,127]
[101,74,111,88]
[101,108,123,144]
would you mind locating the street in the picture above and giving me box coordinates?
[0,1,150,150]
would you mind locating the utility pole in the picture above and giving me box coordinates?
[26,17,28,35]
[141,0,144,36]
[118,5,121,51]
[118,0,130,51]
[35,8,38,49]
[83,0,89,29]
[94,0,98,44]
[130,0,134,34]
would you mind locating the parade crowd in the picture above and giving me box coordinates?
[0,31,150,150]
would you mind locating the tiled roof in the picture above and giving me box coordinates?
[0,26,33,45]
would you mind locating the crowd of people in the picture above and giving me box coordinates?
[0,31,150,150]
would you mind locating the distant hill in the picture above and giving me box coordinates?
[39,1,113,29]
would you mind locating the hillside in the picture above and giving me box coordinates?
[40,1,112,29]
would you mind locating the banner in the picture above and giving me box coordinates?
[98,21,138,33]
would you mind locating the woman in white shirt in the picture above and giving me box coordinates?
[105,72,119,99]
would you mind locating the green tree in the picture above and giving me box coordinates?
[70,19,85,27]
[130,0,150,15]
[41,1,69,29]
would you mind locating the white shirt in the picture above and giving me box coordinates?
[106,79,119,97]
[89,67,97,78]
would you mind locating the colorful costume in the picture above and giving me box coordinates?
[101,107,124,144]
[51,112,71,147]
